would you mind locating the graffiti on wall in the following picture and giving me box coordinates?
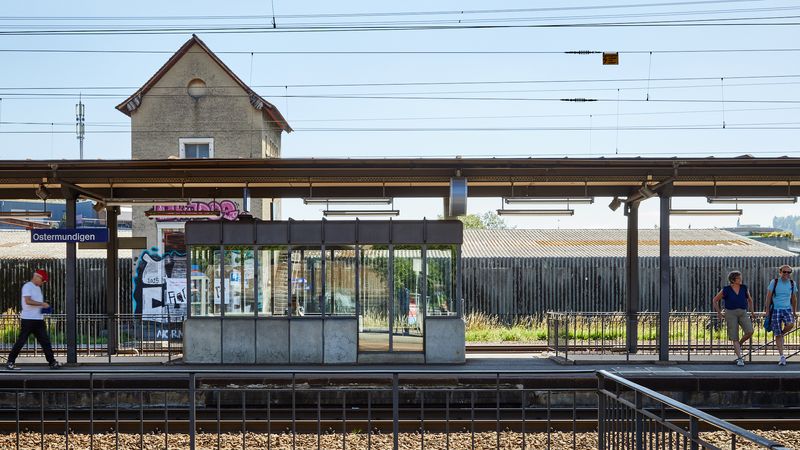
[132,247,188,324]
[152,200,240,222]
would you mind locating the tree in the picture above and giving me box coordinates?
[773,215,800,237]
[442,211,512,229]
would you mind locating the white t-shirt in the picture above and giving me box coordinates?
[20,281,44,320]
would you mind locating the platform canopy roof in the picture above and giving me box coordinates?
[0,157,799,201]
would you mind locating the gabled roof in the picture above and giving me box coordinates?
[115,34,291,132]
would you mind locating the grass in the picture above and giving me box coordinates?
[465,313,548,343]
[464,312,779,344]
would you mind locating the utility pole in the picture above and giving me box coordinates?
[75,95,85,159]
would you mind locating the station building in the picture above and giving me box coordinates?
[116,34,292,253]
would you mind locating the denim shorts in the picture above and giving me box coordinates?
[771,308,795,335]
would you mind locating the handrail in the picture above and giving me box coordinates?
[0,368,598,376]
[742,325,800,359]
[597,370,790,450]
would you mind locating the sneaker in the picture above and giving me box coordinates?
[736,358,745,367]
[48,361,61,370]
[779,356,787,366]
[5,362,15,370]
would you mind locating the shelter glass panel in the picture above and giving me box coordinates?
[427,245,458,316]
[324,246,357,316]
[190,246,221,316]
[291,247,323,316]
[359,245,390,352]
[393,246,424,352]
[223,246,255,315]
[257,246,289,316]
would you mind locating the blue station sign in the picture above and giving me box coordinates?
[31,228,109,243]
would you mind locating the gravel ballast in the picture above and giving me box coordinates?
[2,430,798,449]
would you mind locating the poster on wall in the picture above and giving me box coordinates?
[132,248,188,327]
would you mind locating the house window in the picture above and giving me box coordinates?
[179,138,214,159]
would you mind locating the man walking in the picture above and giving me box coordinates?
[764,265,798,366]
[6,270,61,369]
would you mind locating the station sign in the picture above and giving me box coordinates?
[31,228,109,243]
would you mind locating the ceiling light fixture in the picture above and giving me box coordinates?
[144,209,220,219]
[706,196,797,204]
[639,185,656,199]
[323,209,400,217]
[669,209,743,216]
[105,198,191,207]
[0,211,52,219]
[608,197,623,211]
[34,184,50,201]
[504,197,594,205]
[496,209,574,216]
[304,197,393,205]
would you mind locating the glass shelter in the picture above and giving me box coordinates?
[184,219,465,364]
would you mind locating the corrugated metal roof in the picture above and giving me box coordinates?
[463,229,797,258]
[0,230,132,259]
[0,228,791,259]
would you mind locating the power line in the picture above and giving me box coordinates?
[3,105,800,127]
[4,6,798,30]
[3,73,799,91]
[2,47,800,56]
[4,79,800,99]
[3,92,800,104]
[0,14,798,36]
[4,122,800,134]
[0,1,764,21]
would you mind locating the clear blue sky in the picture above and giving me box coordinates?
[1,0,799,229]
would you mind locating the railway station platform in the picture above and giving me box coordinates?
[6,352,800,378]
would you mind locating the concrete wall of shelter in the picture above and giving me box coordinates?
[289,319,324,363]
[323,319,357,364]
[183,318,221,363]
[221,317,256,363]
[256,318,290,363]
[184,316,465,364]
[424,318,466,364]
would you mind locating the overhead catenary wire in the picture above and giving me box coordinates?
[3,47,800,55]
[3,105,800,127]
[1,14,800,36]
[2,73,799,90]
[4,122,800,134]
[0,1,771,21]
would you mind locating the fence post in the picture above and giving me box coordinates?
[189,372,196,450]
[392,373,399,450]
[687,314,692,362]
[689,416,700,450]
[635,391,643,449]
[597,374,606,450]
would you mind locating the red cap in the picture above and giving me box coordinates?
[34,269,49,282]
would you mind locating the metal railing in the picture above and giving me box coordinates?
[597,370,790,449]
[0,369,597,450]
[0,314,182,359]
[547,311,800,361]
[0,369,788,450]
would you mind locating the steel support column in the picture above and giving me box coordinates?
[658,194,671,362]
[625,202,639,354]
[63,188,78,365]
[106,206,119,356]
